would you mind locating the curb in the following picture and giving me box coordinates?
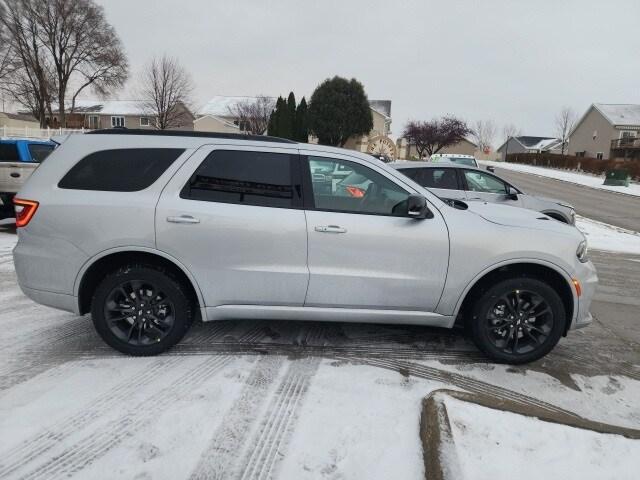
[419,388,640,480]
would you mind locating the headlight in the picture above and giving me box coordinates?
[576,240,589,263]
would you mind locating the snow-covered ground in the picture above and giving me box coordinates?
[481,160,640,197]
[444,397,639,480]
[576,216,640,254]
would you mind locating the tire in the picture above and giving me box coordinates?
[91,264,194,356]
[469,277,566,364]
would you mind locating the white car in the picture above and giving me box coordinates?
[430,153,479,168]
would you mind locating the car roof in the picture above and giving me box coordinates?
[390,161,484,172]
[0,138,54,145]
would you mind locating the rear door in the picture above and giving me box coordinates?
[155,145,309,309]
[0,142,36,195]
[398,166,466,200]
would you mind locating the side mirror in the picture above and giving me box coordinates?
[486,166,495,172]
[406,194,432,219]
[507,186,519,201]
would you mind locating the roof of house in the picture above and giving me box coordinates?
[369,100,391,119]
[197,96,275,117]
[68,100,151,116]
[0,112,39,122]
[497,136,560,152]
[593,103,640,127]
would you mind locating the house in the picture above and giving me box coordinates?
[569,103,640,160]
[0,112,40,131]
[497,136,563,161]
[195,96,274,133]
[47,100,194,130]
[396,137,479,160]
[342,100,396,158]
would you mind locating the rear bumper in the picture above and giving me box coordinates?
[18,284,79,314]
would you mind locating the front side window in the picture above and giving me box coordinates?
[182,150,296,208]
[111,116,125,128]
[464,170,508,194]
[306,156,410,216]
[0,143,19,162]
[59,148,184,191]
[400,168,459,190]
[27,144,54,163]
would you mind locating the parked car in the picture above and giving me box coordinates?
[390,162,576,224]
[13,130,596,363]
[0,138,55,219]
[430,153,479,168]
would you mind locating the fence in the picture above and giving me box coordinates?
[1,125,89,140]
[505,153,640,180]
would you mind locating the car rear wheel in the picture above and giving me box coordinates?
[91,264,194,356]
[469,277,566,364]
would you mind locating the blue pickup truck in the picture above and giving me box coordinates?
[0,139,55,219]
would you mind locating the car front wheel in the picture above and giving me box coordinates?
[91,264,194,356]
[470,277,566,364]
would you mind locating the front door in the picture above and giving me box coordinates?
[301,152,449,312]
[461,169,523,207]
[156,145,309,308]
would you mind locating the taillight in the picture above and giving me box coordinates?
[13,198,39,228]
[345,186,366,198]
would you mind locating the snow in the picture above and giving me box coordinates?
[71,99,150,116]
[595,103,640,127]
[481,160,640,197]
[576,216,640,254]
[197,95,274,117]
[444,396,640,480]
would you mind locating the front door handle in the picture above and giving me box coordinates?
[167,215,200,224]
[315,225,347,234]
[10,172,20,178]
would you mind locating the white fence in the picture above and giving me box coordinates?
[1,125,89,140]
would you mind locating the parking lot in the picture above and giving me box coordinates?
[1,168,639,479]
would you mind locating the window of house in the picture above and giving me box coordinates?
[140,117,151,127]
[58,148,184,191]
[88,115,100,129]
[620,131,637,138]
[181,150,297,208]
[596,152,604,160]
[306,157,410,216]
[111,116,125,128]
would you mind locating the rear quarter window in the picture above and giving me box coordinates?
[58,148,184,192]
[0,143,20,162]
[28,144,55,163]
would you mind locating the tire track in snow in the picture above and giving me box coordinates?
[0,357,182,478]
[189,324,328,480]
[12,355,234,480]
[351,357,581,419]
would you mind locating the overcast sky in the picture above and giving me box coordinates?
[97,0,640,142]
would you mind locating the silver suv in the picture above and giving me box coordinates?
[13,130,597,363]
[390,161,576,224]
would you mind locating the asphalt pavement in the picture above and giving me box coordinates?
[491,166,640,232]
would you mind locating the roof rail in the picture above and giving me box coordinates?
[85,128,298,144]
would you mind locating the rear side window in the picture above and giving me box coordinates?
[0,143,19,162]
[58,148,184,191]
[401,168,459,190]
[181,150,296,208]
[28,144,55,163]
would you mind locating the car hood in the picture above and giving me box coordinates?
[464,201,581,237]
[525,194,573,209]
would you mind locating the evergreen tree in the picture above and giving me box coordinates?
[295,97,308,142]
[268,96,285,136]
[308,76,373,146]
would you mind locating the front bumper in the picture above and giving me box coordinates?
[571,259,598,329]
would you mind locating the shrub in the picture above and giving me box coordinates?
[505,153,640,180]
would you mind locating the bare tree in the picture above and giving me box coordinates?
[0,3,16,83]
[33,0,128,127]
[402,116,471,158]
[471,119,496,153]
[555,107,576,155]
[228,96,275,134]
[141,55,193,130]
[502,123,521,143]
[0,0,57,126]
[0,0,127,127]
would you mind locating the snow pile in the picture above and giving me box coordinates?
[480,160,640,198]
[576,216,640,254]
[444,397,640,480]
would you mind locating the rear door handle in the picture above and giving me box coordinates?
[315,225,347,234]
[10,173,20,178]
[166,215,200,224]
